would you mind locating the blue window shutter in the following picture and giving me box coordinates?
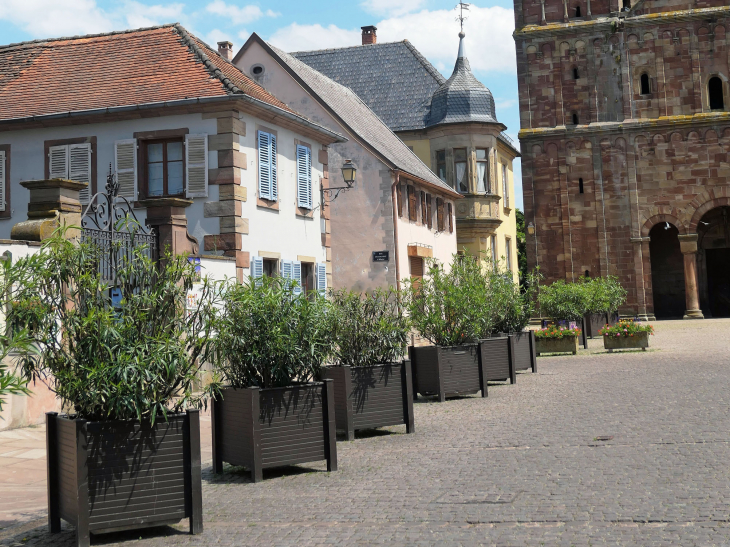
[281,260,293,285]
[251,256,264,286]
[292,261,302,296]
[296,145,311,209]
[316,262,327,296]
[270,134,278,202]
[258,131,271,200]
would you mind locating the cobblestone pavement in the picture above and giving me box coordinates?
[2,319,730,546]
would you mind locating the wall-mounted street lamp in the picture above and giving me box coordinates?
[527,222,535,235]
[322,159,357,203]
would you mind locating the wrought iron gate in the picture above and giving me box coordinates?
[80,168,157,287]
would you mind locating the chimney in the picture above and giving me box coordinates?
[217,41,233,61]
[361,26,377,45]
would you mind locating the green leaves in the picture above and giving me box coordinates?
[214,276,333,389]
[538,276,627,322]
[329,288,409,367]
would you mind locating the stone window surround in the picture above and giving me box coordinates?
[133,128,189,205]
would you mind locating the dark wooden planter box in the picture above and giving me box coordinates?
[535,335,580,355]
[584,313,610,338]
[510,331,537,373]
[46,410,203,547]
[478,337,516,384]
[211,381,337,482]
[322,361,414,441]
[603,331,650,352]
[409,344,485,402]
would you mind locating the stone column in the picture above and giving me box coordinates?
[10,179,87,241]
[139,197,198,258]
[630,236,652,321]
[678,234,704,319]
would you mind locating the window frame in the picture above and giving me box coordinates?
[490,235,498,269]
[502,163,510,208]
[0,144,10,219]
[262,258,279,278]
[426,193,433,229]
[435,150,447,183]
[476,148,490,194]
[141,137,186,199]
[296,142,313,210]
[436,197,445,231]
[407,184,417,221]
[453,148,468,194]
[505,237,512,272]
[640,73,651,95]
[709,76,725,111]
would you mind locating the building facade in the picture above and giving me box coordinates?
[514,0,730,318]
[291,28,521,280]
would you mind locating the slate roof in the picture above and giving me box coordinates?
[291,41,445,132]
[249,35,459,196]
[0,24,296,121]
[426,34,498,127]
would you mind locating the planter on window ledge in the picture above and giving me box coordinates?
[211,381,337,482]
[507,331,537,373]
[603,331,650,352]
[321,360,414,441]
[46,410,203,547]
[409,344,485,402]
[478,337,516,384]
[535,335,580,356]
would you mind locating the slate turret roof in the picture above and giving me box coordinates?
[426,32,498,127]
[291,40,444,132]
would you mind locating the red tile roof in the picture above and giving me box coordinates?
[0,24,294,121]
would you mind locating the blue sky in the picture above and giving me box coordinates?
[0,0,523,208]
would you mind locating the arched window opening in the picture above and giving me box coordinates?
[709,77,724,110]
[572,113,579,125]
[640,73,650,95]
[622,0,630,10]
[579,178,584,194]
[573,67,579,80]
[585,270,590,278]
[575,6,581,17]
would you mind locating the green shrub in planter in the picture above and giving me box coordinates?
[538,280,590,323]
[324,289,414,439]
[212,276,337,480]
[404,255,488,400]
[12,229,217,545]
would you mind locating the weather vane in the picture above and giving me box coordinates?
[455,2,470,33]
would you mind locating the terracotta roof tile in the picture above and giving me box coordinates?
[0,24,294,121]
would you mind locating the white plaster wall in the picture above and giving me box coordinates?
[396,209,458,282]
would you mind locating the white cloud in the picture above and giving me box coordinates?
[268,23,361,53]
[360,0,427,17]
[203,28,233,47]
[205,1,278,25]
[123,1,186,29]
[375,6,516,74]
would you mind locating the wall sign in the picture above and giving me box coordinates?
[372,251,389,262]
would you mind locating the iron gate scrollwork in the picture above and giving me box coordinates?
[81,166,157,287]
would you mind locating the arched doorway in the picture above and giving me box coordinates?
[649,222,685,318]
[698,206,730,317]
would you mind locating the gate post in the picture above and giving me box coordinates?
[11,179,87,241]
[139,198,199,258]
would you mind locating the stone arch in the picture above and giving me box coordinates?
[703,129,718,142]
[687,187,730,232]
[531,143,543,156]
[641,210,687,237]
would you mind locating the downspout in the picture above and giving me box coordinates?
[392,172,401,291]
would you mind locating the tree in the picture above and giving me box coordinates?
[516,209,528,288]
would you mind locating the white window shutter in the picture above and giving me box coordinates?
[251,256,264,286]
[49,145,68,179]
[257,131,271,200]
[69,143,92,205]
[316,262,327,296]
[185,134,208,198]
[270,134,278,202]
[296,145,312,209]
[0,151,5,212]
[292,261,302,296]
[281,260,293,283]
[115,139,137,200]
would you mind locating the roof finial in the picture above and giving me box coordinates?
[455,2,470,34]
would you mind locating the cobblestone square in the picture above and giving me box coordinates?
[1,319,729,546]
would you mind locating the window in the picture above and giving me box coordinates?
[490,235,497,269]
[420,191,427,224]
[575,6,581,17]
[301,262,315,296]
[572,113,579,125]
[476,148,489,193]
[622,0,630,9]
[409,255,424,287]
[396,183,404,217]
[454,148,468,193]
[640,73,651,95]
[0,145,9,217]
[426,193,433,229]
[573,67,579,80]
[502,163,509,207]
[408,185,417,221]
[48,141,92,204]
[579,177,584,194]
[257,130,278,201]
[709,77,724,110]
[447,202,453,233]
[436,150,446,182]
[144,139,183,198]
[263,258,278,278]
[296,144,312,209]
[505,237,512,272]
[585,270,590,278]
[436,197,444,231]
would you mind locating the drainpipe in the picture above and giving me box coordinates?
[391,172,401,291]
